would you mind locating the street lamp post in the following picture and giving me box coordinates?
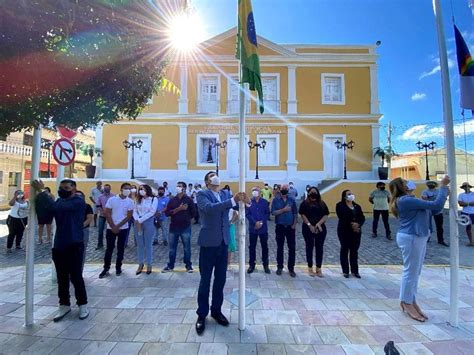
[335,139,355,180]
[123,139,143,179]
[248,140,266,179]
[213,140,227,176]
[40,139,53,178]
[416,140,436,180]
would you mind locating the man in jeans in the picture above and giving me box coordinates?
[96,184,114,249]
[162,181,196,273]
[246,186,270,274]
[154,186,170,246]
[32,179,89,321]
[99,183,134,278]
[271,183,298,277]
[369,181,391,240]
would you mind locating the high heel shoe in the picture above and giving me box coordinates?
[136,264,144,275]
[400,302,425,322]
[413,302,428,320]
[146,265,152,275]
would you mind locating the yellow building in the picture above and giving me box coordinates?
[97,28,382,193]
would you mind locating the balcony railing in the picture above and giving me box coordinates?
[197,100,221,114]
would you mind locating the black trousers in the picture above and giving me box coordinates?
[194,203,199,223]
[52,243,88,306]
[338,231,361,274]
[6,216,27,249]
[248,233,269,267]
[197,241,228,318]
[433,213,444,243]
[372,210,391,236]
[302,227,327,268]
[275,224,296,271]
[103,229,128,271]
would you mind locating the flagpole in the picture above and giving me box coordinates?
[238,36,247,332]
[433,0,459,327]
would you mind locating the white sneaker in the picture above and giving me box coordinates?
[53,305,71,322]
[79,305,89,320]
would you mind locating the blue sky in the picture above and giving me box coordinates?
[192,0,473,153]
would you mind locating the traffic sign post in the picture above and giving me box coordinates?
[52,138,76,166]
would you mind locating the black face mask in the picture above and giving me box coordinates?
[281,189,289,195]
[158,192,164,197]
[58,188,72,199]
[379,186,385,191]
[309,193,319,200]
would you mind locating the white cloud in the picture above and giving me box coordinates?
[419,57,455,80]
[411,92,427,101]
[399,119,474,141]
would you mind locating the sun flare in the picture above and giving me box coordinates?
[167,10,206,53]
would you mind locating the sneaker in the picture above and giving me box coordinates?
[53,305,71,322]
[161,266,173,273]
[289,270,296,278]
[386,234,393,240]
[163,241,168,246]
[15,246,22,250]
[116,269,122,276]
[79,305,89,320]
[6,248,12,254]
[372,232,377,238]
[276,268,283,276]
[98,269,109,279]
[263,265,271,274]
[247,266,255,274]
[187,266,194,273]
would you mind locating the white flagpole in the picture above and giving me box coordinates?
[25,126,41,326]
[433,0,459,327]
[238,35,247,332]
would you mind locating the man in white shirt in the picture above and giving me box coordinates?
[458,182,474,246]
[99,183,134,278]
[89,181,103,227]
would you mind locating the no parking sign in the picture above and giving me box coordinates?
[52,138,76,166]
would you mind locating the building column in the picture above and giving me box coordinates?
[287,65,297,114]
[178,62,189,114]
[94,122,104,178]
[286,124,299,179]
[370,64,380,114]
[372,124,380,178]
[177,124,188,178]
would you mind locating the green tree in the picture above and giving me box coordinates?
[0,0,172,136]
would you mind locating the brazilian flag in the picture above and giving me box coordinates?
[236,0,264,114]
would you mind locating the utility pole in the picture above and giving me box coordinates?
[387,121,393,178]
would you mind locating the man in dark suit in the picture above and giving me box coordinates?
[195,171,246,335]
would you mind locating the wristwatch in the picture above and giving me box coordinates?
[307,223,311,226]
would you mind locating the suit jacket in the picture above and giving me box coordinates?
[335,201,365,236]
[196,188,234,247]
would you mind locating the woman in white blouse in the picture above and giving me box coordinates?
[134,184,158,275]
[6,190,29,253]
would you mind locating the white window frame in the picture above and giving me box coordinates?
[261,73,281,113]
[197,73,221,114]
[196,133,219,167]
[321,73,345,105]
[256,134,280,167]
[227,74,250,114]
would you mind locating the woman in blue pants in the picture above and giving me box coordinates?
[389,175,449,322]
[133,184,158,275]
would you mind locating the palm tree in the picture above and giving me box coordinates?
[373,147,397,167]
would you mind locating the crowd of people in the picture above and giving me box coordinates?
[4,174,474,331]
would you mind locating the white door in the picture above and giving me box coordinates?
[131,136,150,178]
[200,76,219,113]
[262,76,278,112]
[323,136,344,179]
[227,136,249,179]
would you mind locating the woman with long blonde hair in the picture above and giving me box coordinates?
[389,176,449,322]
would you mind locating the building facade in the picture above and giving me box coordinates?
[97,28,382,189]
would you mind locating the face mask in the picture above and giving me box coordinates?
[309,193,319,200]
[379,186,385,191]
[252,190,259,197]
[58,188,72,199]
[131,188,137,194]
[346,194,355,202]
[158,192,164,197]
[17,194,24,199]
[175,187,183,194]
[139,190,146,197]
[104,189,111,194]
[122,189,131,197]
[210,175,220,186]
[281,189,289,195]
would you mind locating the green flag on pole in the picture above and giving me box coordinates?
[236,0,264,114]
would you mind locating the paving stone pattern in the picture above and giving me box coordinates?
[1,210,474,269]
[0,264,473,354]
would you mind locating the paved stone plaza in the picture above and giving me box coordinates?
[0,264,473,354]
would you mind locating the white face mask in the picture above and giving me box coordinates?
[122,189,131,197]
[346,194,355,202]
[252,190,259,197]
[131,188,137,194]
[175,186,183,195]
[139,190,146,197]
[17,194,24,199]
[210,175,220,186]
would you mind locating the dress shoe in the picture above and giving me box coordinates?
[98,269,109,279]
[247,266,255,274]
[211,312,229,326]
[386,234,393,240]
[116,269,122,276]
[289,270,296,278]
[372,232,377,238]
[146,265,152,274]
[276,268,283,275]
[263,265,271,274]
[136,264,144,275]
[352,273,361,279]
[343,273,349,278]
[195,316,206,335]
[384,340,400,355]
[438,241,449,247]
